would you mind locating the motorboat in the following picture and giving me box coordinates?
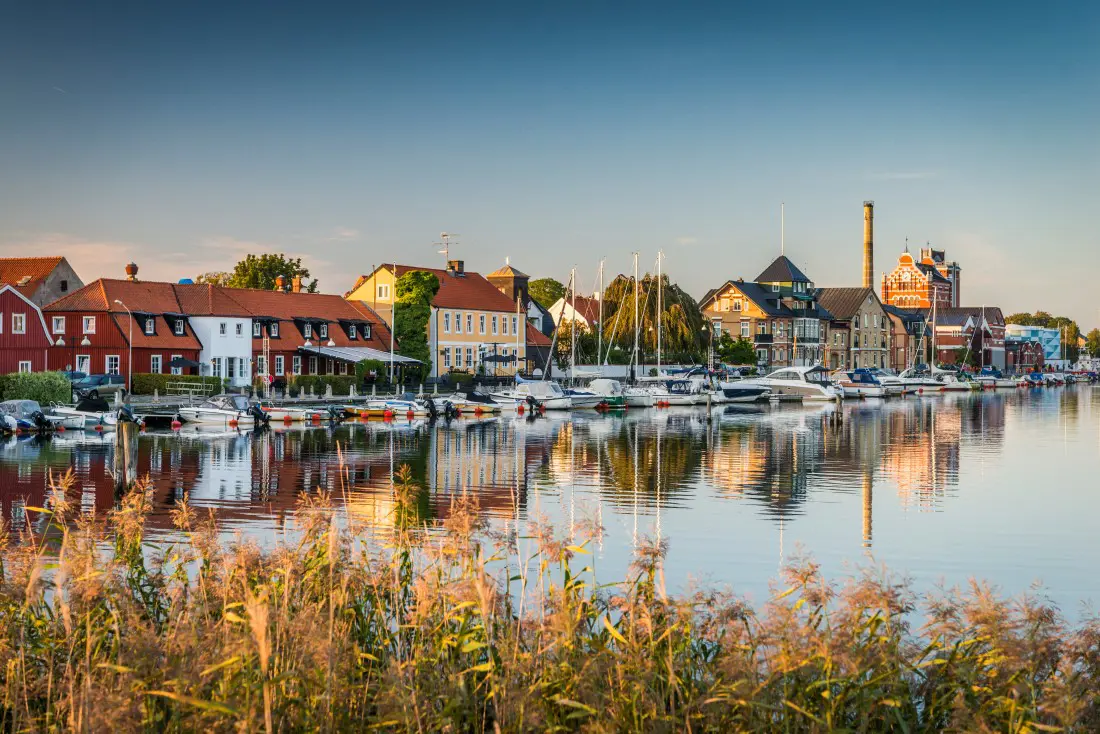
[1018,372,1045,387]
[863,368,907,396]
[358,395,432,418]
[431,390,504,415]
[754,365,841,401]
[936,371,979,392]
[650,379,706,406]
[572,378,628,409]
[1041,373,1064,386]
[490,380,573,410]
[256,402,327,422]
[564,388,607,409]
[716,378,771,403]
[49,394,119,429]
[0,400,85,432]
[832,369,887,399]
[976,368,1018,389]
[178,395,268,427]
[897,367,945,394]
[623,385,655,407]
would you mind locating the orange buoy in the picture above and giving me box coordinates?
[383,409,394,419]
[94,424,104,431]
[229,419,238,428]
[311,414,321,423]
[474,406,483,416]
[284,415,293,424]
[406,409,414,420]
[517,404,524,415]
[56,425,65,432]
[171,420,182,430]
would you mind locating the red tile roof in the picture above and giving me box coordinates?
[526,321,552,347]
[0,256,64,296]
[224,287,392,351]
[46,279,186,313]
[173,283,253,316]
[566,295,603,324]
[383,265,520,312]
[113,314,202,350]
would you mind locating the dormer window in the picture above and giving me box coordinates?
[173,319,185,336]
[270,322,279,337]
[144,318,155,336]
[253,322,262,337]
[771,283,779,292]
[319,323,327,339]
[347,324,356,340]
[361,324,371,339]
[303,323,312,338]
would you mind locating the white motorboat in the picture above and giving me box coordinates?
[256,402,326,422]
[178,395,266,427]
[624,386,655,407]
[832,369,887,399]
[863,368,907,395]
[935,370,979,392]
[358,396,432,418]
[50,394,119,429]
[576,378,628,408]
[716,379,771,403]
[754,365,841,401]
[431,391,504,415]
[0,400,85,432]
[490,380,573,410]
[1044,372,1066,386]
[897,368,944,394]
[976,369,1018,389]
[648,379,706,406]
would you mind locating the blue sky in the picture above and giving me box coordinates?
[2,1,1097,323]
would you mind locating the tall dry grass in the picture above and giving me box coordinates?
[1,467,1098,732]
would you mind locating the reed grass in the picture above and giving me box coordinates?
[1,467,1098,732]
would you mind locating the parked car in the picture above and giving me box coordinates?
[60,371,88,382]
[72,374,128,398]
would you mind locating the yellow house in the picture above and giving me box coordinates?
[346,260,527,378]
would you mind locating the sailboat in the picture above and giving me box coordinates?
[624,253,655,407]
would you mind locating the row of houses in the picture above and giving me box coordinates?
[0,256,554,385]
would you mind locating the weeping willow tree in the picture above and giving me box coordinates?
[599,273,706,363]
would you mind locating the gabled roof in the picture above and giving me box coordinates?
[486,263,529,279]
[0,284,54,345]
[914,262,951,283]
[814,287,880,321]
[755,256,811,284]
[933,306,1005,328]
[113,314,202,350]
[378,265,520,313]
[173,283,253,317]
[223,288,392,350]
[46,279,187,314]
[882,305,926,323]
[0,256,65,296]
[526,321,552,347]
[702,280,833,320]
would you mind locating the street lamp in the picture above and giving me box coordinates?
[113,299,133,393]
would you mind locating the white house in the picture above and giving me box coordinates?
[177,284,255,388]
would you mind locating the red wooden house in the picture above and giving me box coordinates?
[0,284,54,373]
[44,279,202,377]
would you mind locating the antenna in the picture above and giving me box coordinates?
[781,202,785,256]
[434,232,460,267]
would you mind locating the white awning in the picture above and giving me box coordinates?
[298,346,421,364]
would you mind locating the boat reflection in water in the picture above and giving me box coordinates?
[2,388,1098,611]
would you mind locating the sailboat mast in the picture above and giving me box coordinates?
[389,262,396,384]
[657,251,663,376]
[597,259,604,368]
[569,268,577,384]
[633,253,639,374]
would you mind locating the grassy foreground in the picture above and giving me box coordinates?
[1,468,1099,732]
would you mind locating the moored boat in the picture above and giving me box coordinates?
[832,369,887,399]
[178,395,269,428]
[754,365,840,401]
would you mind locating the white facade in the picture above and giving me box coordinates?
[190,316,253,387]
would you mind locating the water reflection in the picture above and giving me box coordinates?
[3,388,1099,607]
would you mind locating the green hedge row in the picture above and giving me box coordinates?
[131,373,229,396]
[289,375,358,396]
[0,372,71,405]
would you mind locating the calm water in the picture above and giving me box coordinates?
[4,387,1099,612]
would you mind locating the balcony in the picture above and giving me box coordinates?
[753,333,773,344]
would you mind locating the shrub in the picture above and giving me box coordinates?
[130,373,228,396]
[293,374,357,396]
[0,371,71,404]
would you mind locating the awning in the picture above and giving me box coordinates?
[298,345,421,364]
[169,356,201,368]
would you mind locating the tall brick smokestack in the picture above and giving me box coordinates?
[862,200,874,290]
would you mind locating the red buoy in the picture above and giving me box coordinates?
[171,420,182,430]
[229,419,238,428]
[56,425,65,432]
[311,414,321,423]
[284,415,293,424]
[94,424,104,432]
[474,406,483,416]
[406,409,414,420]
[517,404,524,415]
[383,409,394,419]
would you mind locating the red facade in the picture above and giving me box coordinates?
[44,310,201,376]
[0,286,54,373]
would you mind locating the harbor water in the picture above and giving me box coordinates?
[4,387,1099,614]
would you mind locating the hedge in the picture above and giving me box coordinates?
[0,372,71,405]
[291,375,358,396]
[131,373,229,396]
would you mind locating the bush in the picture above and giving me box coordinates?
[130,373,229,396]
[293,374,357,396]
[0,371,71,404]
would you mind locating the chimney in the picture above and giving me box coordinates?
[274,275,286,292]
[862,200,874,290]
[447,259,464,276]
[125,262,139,281]
[291,275,303,293]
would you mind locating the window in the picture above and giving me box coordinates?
[60,280,68,292]
[106,355,120,375]
[377,283,390,300]
[18,361,31,373]
[479,315,486,335]
[326,358,334,374]
[466,314,473,333]
[83,316,96,334]
[174,319,185,336]
[150,355,162,374]
[275,355,284,376]
[270,322,279,337]
[12,313,25,334]
[292,356,301,374]
[219,322,227,336]
[720,297,729,311]
[319,323,327,339]
[253,322,262,337]
[308,356,317,374]
[501,316,508,336]
[212,357,223,378]
[757,321,767,334]
[227,357,236,380]
[732,300,742,311]
[443,312,451,333]
[144,318,154,335]
[304,323,313,338]
[492,316,498,335]
[741,321,750,338]
[236,323,243,336]
[512,316,518,335]
[340,361,348,375]
[52,316,65,334]
[771,284,779,292]
[442,347,451,368]
[170,355,182,375]
[256,355,266,375]
[454,312,462,334]
[361,324,371,339]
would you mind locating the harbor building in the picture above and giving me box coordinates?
[1005,325,1063,365]
[815,287,891,370]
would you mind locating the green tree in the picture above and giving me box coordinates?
[715,333,758,365]
[194,271,232,286]
[599,273,707,362]
[224,254,317,292]
[393,270,440,379]
[1005,312,1037,326]
[1086,328,1100,357]
[553,321,598,369]
[528,278,566,309]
